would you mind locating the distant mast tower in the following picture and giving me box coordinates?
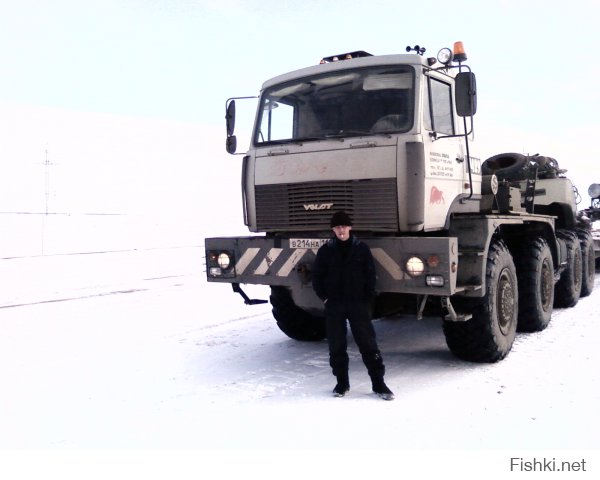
[44,149,51,215]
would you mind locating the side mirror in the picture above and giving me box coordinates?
[455,72,477,117]
[224,95,258,155]
[226,100,236,137]
[225,99,237,154]
[226,135,237,154]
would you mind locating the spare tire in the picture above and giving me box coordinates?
[482,153,528,180]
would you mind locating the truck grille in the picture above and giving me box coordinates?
[255,179,398,232]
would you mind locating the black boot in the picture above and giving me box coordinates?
[372,378,394,401]
[333,383,350,397]
[332,373,350,397]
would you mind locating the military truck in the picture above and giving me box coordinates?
[578,183,600,269]
[205,42,594,362]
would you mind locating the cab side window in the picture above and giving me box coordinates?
[424,77,454,136]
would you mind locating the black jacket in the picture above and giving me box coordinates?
[312,235,376,304]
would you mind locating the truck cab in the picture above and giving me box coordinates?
[232,47,479,236]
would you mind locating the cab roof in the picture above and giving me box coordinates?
[262,53,428,91]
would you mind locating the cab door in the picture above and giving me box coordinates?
[421,72,468,230]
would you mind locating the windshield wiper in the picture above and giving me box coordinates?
[325,130,391,139]
[326,129,369,137]
[291,136,330,143]
[259,130,390,146]
[291,132,375,143]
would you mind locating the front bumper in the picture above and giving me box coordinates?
[205,235,459,296]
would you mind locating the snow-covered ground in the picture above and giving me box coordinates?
[1,216,599,478]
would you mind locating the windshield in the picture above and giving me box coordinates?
[254,65,415,145]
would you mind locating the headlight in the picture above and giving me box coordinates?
[588,183,600,199]
[217,252,232,269]
[405,256,425,277]
[437,47,453,65]
[206,250,235,278]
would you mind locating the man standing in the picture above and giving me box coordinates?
[312,211,394,401]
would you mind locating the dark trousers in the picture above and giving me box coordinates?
[325,301,385,383]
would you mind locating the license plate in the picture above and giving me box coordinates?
[289,238,328,249]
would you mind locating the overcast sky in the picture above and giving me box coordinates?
[1,0,598,214]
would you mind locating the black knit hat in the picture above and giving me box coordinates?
[330,210,353,228]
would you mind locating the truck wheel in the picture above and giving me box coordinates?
[514,237,554,332]
[443,239,518,362]
[481,153,528,180]
[577,230,595,297]
[270,287,326,341]
[554,230,582,308]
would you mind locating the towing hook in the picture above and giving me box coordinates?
[232,283,268,305]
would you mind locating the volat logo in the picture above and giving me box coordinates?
[303,203,334,211]
[430,186,445,204]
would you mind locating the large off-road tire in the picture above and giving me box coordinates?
[514,237,554,332]
[481,153,528,180]
[443,239,518,362]
[270,286,326,341]
[576,230,595,297]
[554,230,582,308]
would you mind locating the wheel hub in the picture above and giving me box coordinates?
[540,259,553,311]
[497,268,515,335]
